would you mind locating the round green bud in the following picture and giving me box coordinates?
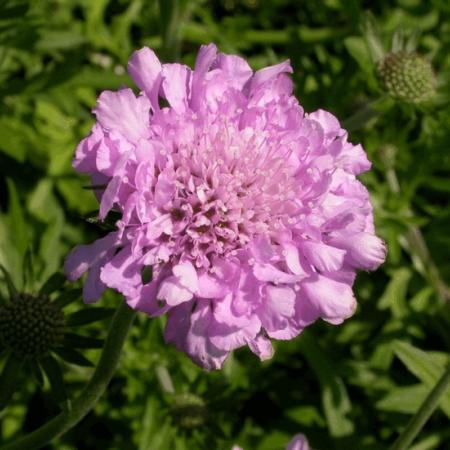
[377,51,436,103]
[0,294,65,358]
[171,393,207,429]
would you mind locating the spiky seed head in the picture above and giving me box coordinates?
[0,294,65,358]
[377,51,436,103]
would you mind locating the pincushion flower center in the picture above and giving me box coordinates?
[168,126,298,263]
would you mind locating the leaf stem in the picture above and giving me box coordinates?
[0,302,136,450]
[389,364,450,450]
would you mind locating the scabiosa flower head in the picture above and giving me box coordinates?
[377,51,436,103]
[65,44,386,369]
[0,293,64,358]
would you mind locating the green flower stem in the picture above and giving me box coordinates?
[385,167,450,302]
[0,302,137,450]
[389,364,450,450]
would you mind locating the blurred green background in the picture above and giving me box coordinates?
[0,0,449,449]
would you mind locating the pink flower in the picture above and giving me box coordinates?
[232,433,311,450]
[65,44,386,369]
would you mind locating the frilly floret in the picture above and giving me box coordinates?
[65,44,386,369]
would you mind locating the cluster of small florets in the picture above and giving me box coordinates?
[377,51,435,103]
[0,294,65,357]
[66,43,386,369]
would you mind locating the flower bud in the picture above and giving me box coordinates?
[170,393,207,429]
[0,294,65,357]
[377,51,436,103]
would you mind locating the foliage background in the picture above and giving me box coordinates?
[0,0,449,449]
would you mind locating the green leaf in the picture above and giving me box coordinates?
[0,263,18,300]
[299,331,354,437]
[393,341,450,418]
[41,354,68,407]
[63,333,104,349]
[53,288,83,309]
[28,179,62,223]
[53,347,94,367]
[22,246,35,292]
[36,30,87,51]
[361,11,385,63]
[29,360,44,387]
[0,352,23,411]
[344,36,373,74]
[65,307,115,327]
[39,213,64,281]
[6,178,28,260]
[0,118,28,162]
[40,272,66,296]
[378,267,412,318]
[377,384,429,414]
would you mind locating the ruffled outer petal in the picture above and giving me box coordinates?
[329,231,386,270]
[64,231,119,281]
[94,88,150,144]
[128,47,162,109]
[301,274,356,325]
[165,300,228,370]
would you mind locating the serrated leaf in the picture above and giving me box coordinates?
[393,341,450,418]
[65,307,115,326]
[41,354,67,406]
[63,333,103,349]
[40,272,66,296]
[53,347,94,367]
[0,352,23,411]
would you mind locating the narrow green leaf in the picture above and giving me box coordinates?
[53,347,94,367]
[40,272,66,296]
[53,288,82,309]
[378,268,412,318]
[299,331,354,437]
[39,213,64,281]
[0,264,18,300]
[0,352,23,411]
[361,11,385,62]
[40,354,67,406]
[65,307,115,327]
[22,246,35,292]
[393,341,450,418]
[377,384,429,414]
[344,36,373,74]
[63,333,103,349]
[28,360,44,387]
[6,178,28,259]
